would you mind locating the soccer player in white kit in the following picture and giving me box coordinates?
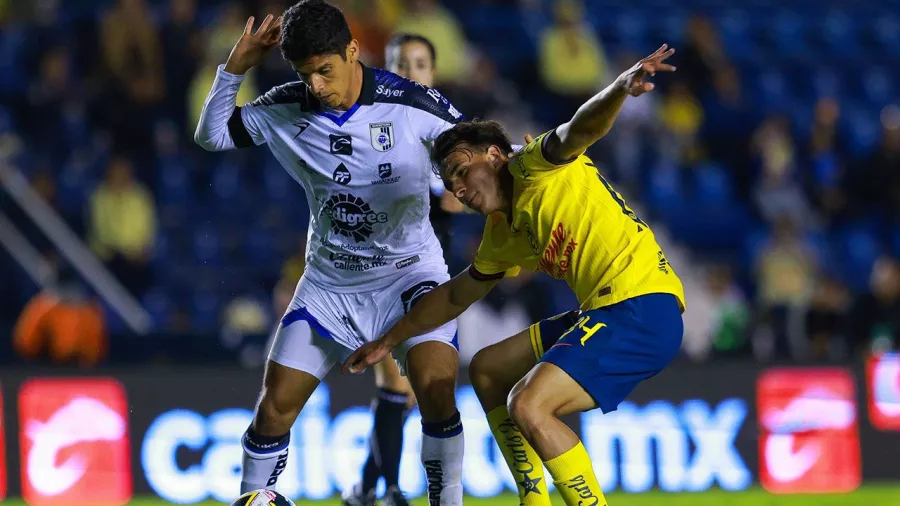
[194,2,465,504]
[344,33,459,506]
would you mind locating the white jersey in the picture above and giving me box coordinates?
[195,64,463,291]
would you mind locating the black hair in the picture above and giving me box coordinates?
[431,120,512,176]
[385,33,437,68]
[280,0,352,63]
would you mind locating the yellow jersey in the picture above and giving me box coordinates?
[469,131,686,312]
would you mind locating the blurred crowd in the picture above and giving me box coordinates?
[1,0,899,367]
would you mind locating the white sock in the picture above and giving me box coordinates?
[240,427,290,494]
[421,412,464,506]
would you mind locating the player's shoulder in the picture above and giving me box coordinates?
[510,130,581,181]
[248,81,317,111]
[369,68,464,124]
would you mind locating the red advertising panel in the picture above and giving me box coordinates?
[757,368,861,494]
[18,378,132,506]
[867,353,900,430]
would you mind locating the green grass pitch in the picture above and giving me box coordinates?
[4,487,899,506]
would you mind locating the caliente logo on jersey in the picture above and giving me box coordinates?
[370,122,394,152]
[323,193,389,242]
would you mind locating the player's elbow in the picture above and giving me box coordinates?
[193,129,221,152]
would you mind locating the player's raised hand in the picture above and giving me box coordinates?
[617,44,676,97]
[342,337,392,375]
[224,14,283,75]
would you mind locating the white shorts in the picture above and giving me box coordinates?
[268,263,458,379]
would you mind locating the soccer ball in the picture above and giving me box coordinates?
[231,489,296,506]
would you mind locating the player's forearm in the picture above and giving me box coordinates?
[382,283,468,347]
[557,80,629,157]
[194,65,244,151]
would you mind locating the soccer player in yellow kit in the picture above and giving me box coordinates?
[344,45,683,506]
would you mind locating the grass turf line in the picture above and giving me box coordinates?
[4,486,899,506]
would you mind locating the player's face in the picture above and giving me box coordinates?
[388,41,435,87]
[291,41,359,110]
[442,144,508,215]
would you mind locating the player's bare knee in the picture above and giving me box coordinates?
[255,390,300,435]
[507,384,546,437]
[415,377,458,422]
[469,350,505,407]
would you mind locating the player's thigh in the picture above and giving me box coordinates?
[468,328,537,410]
[373,357,414,396]
[261,314,343,421]
[470,310,580,409]
[404,340,459,422]
[257,359,321,421]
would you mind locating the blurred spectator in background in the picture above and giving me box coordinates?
[807,97,847,224]
[849,256,900,355]
[332,0,390,67]
[14,259,106,367]
[754,215,818,360]
[702,65,754,198]
[23,45,72,164]
[806,275,851,361]
[161,0,202,130]
[658,79,704,165]
[394,0,468,84]
[89,155,157,298]
[537,0,607,126]
[752,114,816,228]
[679,14,730,95]
[681,264,749,361]
[189,2,259,129]
[707,265,751,358]
[604,51,660,190]
[100,0,164,156]
[845,106,900,222]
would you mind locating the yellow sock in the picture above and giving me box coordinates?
[544,442,608,506]
[487,406,551,506]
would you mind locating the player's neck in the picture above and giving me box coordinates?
[336,62,364,111]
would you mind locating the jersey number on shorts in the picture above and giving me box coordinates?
[591,163,648,232]
[562,315,606,346]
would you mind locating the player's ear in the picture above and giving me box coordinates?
[346,39,360,63]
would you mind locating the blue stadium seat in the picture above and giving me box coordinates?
[212,160,241,202]
[192,227,222,266]
[158,158,191,205]
[816,11,860,59]
[834,224,883,291]
[766,11,812,60]
[243,229,276,269]
[754,70,791,111]
[143,286,171,330]
[693,163,732,204]
[716,10,755,62]
[646,166,682,213]
[861,67,894,108]
[191,288,221,330]
[608,11,648,52]
[810,68,842,99]
[842,105,881,157]
[872,15,900,51]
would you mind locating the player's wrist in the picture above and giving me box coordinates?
[223,59,251,76]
